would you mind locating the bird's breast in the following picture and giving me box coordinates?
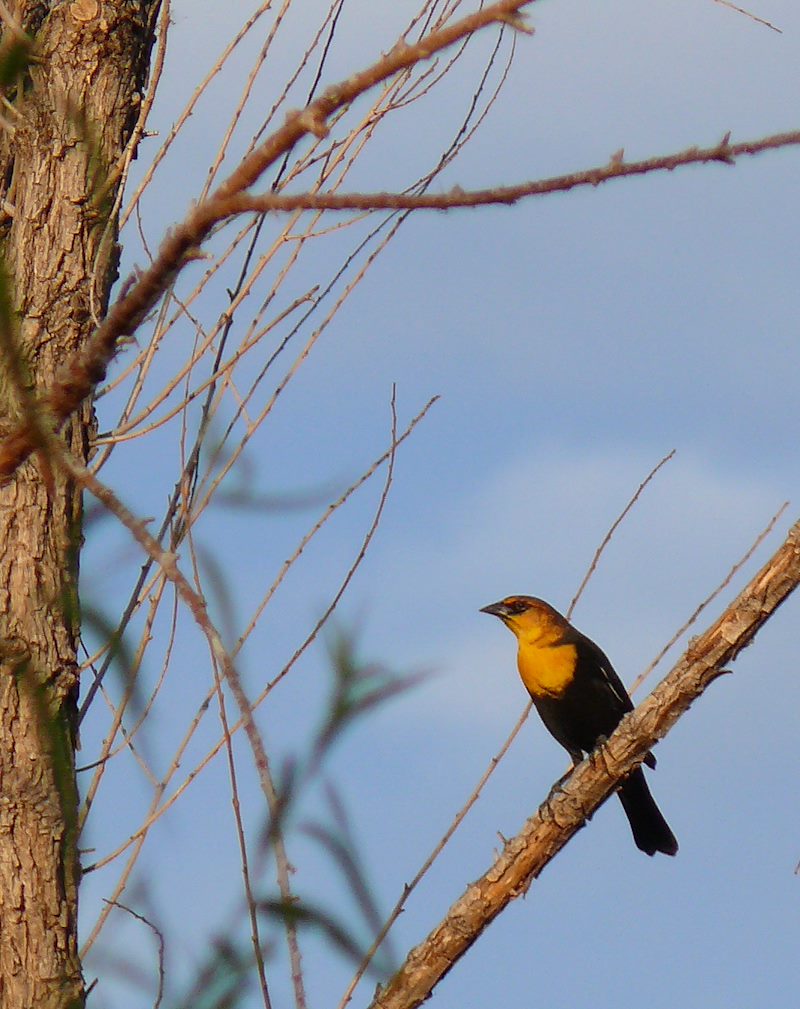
[516,642,577,698]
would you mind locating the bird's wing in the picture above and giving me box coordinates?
[574,633,634,713]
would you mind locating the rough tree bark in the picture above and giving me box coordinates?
[0,3,158,1006]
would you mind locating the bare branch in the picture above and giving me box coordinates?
[567,449,676,620]
[338,700,532,1009]
[712,0,782,33]
[2,19,797,484]
[217,128,800,215]
[367,519,800,1009]
[0,0,535,478]
[102,900,166,1009]
[630,502,789,694]
[58,449,306,994]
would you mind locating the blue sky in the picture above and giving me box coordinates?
[77,2,800,1007]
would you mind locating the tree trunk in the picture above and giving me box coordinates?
[0,3,157,1005]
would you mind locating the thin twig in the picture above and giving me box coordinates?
[234,395,438,656]
[567,450,676,619]
[629,501,789,694]
[338,699,532,1009]
[183,506,273,1009]
[56,450,307,1003]
[83,392,432,877]
[119,0,279,230]
[712,0,782,32]
[210,620,274,1009]
[103,900,166,1009]
[0,0,536,479]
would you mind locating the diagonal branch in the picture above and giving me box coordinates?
[367,518,800,1009]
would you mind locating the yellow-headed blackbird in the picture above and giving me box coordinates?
[481,596,677,857]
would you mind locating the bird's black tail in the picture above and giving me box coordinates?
[617,768,678,857]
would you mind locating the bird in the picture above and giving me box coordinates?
[480,595,677,856]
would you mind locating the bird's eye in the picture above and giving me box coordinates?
[506,598,528,615]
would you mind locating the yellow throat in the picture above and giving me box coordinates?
[516,638,577,698]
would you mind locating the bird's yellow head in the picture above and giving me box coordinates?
[480,595,569,646]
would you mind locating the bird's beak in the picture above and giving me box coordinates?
[480,601,509,618]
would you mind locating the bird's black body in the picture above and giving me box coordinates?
[481,596,678,857]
